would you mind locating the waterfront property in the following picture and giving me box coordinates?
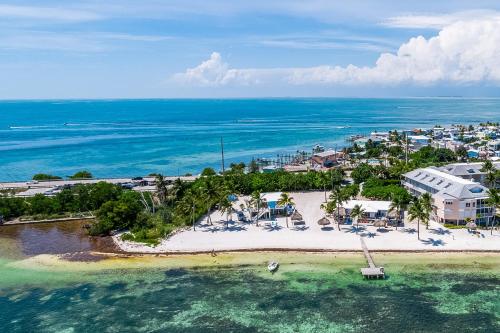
[260,192,294,218]
[311,150,343,169]
[342,200,392,223]
[402,167,494,225]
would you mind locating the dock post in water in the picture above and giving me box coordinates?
[360,237,385,279]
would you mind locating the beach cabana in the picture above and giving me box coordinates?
[317,217,331,226]
[373,220,386,228]
[291,210,305,226]
[291,211,303,221]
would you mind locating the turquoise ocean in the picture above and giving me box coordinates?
[0,98,499,181]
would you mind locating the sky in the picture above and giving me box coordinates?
[1,1,500,99]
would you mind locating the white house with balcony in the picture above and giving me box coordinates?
[402,167,493,225]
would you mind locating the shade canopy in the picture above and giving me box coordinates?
[373,220,386,227]
[291,211,303,221]
[317,217,331,226]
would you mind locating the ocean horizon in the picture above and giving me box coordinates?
[1,98,499,181]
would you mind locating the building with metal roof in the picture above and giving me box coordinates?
[402,167,493,225]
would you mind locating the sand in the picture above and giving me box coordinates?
[113,191,500,253]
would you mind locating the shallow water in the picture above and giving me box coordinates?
[0,252,499,333]
[0,222,499,332]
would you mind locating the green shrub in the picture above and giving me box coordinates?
[70,171,93,179]
[444,224,467,229]
[32,173,62,181]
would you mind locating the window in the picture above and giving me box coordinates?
[469,187,484,194]
[466,203,470,207]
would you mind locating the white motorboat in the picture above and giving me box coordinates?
[267,261,279,273]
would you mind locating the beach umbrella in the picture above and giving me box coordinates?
[291,211,303,221]
[373,220,386,228]
[317,217,331,226]
[466,221,477,229]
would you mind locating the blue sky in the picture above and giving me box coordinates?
[1,1,500,98]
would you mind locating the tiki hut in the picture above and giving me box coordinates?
[291,211,303,221]
[317,217,331,226]
[291,210,305,226]
[373,220,386,228]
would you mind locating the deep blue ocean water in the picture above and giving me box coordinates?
[0,98,499,181]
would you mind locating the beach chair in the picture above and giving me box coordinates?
[271,221,278,228]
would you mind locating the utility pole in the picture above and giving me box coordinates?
[221,137,225,173]
[405,133,409,164]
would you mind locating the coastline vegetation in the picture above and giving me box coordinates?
[32,173,62,181]
[70,170,93,179]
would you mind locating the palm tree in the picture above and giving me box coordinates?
[408,197,426,240]
[350,204,365,233]
[200,179,219,225]
[320,201,335,217]
[481,160,494,173]
[485,171,497,189]
[329,186,348,230]
[318,172,329,202]
[250,191,266,226]
[155,174,168,204]
[486,189,500,235]
[329,169,345,191]
[420,193,433,229]
[277,192,295,228]
[218,196,233,229]
[389,194,408,230]
[179,189,198,231]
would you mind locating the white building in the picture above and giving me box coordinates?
[402,167,493,225]
[342,200,391,220]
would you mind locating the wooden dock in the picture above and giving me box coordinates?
[360,237,385,279]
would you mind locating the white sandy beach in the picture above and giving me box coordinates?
[113,191,500,253]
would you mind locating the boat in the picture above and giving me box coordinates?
[312,144,325,153]
[267,261,279,273]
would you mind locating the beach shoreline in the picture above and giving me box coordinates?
[6,250,499,276]
[111,191,500,254]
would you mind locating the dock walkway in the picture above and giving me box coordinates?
[360,237,385,279]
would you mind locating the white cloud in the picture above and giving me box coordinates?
[382,10,500,29]
[172,52,286,86]
[0,4,101,22]
[0,31,172,52]
[173,19,500,87]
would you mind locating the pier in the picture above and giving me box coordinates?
[360,237,385,279]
